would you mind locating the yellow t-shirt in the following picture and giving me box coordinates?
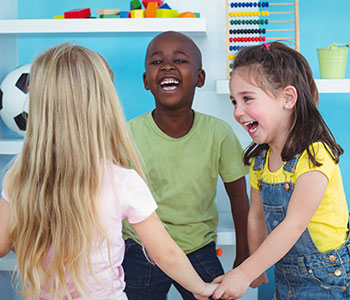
[250,142,348,252]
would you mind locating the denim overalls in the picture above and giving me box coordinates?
[253,149,350,299]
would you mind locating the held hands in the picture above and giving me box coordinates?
[211,268,267,299]
[194,282,219,300]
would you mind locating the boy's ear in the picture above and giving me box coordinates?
[196,69,206,88]
[143,72,150,90]
[283,85,297,109]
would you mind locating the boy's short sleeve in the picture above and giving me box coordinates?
[219,126,249,183]
[121,169,158,224]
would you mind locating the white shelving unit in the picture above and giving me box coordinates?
[0,18,206,36]
[216,79,350,94]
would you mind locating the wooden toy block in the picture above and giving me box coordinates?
[97,9,120,16]
[54,15,65,19]
[178,11,196,18]
[64,8,91,19]
[130,9,145,18]
[159,3,171,9]
[194,12,200,18]
[145,2,159,18]
[99,14,120,18]
[142,0,162,9]
[130,0,142,10]
[120,11,129,18]
[155,9,178,18]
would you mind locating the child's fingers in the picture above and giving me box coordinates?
[212,285,225,299]
[212,274,224,283]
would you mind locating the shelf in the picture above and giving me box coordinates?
[0,18,207,36]
[216,79,350,94]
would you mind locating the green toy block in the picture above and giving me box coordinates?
[99,14,120,18]
[155,9,178,18]
[194,12,200,18]
[130,0,142,10]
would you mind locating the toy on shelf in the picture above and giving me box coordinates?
[0,64,31,137]
[317,42,350,79]
[129,0,199,18]
[64,8,91,19]
[226,0,299,78]
[97,8,120,18]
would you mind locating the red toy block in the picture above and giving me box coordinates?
[145,2,158,18]
[64,8,91,19]
[216,248,223,257]
[142,0,162,9]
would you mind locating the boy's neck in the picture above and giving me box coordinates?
[152,109,195,138]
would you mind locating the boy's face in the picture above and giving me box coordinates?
[143,32,205,110]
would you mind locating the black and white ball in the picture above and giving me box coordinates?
[0,64,30,137]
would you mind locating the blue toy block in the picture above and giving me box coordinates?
[160,3,171,9]
[120,11,129,18]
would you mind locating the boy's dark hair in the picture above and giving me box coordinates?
[232,41,343,166]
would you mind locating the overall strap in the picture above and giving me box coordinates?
[283,153,301,174]
[252,149,268,171]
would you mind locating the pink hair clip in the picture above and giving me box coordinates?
[263,43,270,50]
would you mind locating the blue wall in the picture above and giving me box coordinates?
[10,1,350,299]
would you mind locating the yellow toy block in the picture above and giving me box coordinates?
[145,2,158,18]
[54,15,65,19]
[155,9,178,18]
[130,9,145,18]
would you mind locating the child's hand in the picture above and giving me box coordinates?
[212,268,250,299]
[250,272,268,288]
[194,282,219,300]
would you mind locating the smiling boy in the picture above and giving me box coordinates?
[122,31,249,300]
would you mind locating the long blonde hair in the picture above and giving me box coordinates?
[3,43,144,299]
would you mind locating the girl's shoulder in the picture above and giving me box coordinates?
[296,142,338,180]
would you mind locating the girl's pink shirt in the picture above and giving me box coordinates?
[2,164,157,299]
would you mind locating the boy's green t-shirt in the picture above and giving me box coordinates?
[123,111,248,254]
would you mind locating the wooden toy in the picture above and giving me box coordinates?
[130,0,142,10]
[120,11,129,18]
[226,0,300,78]
[99,14,120,18]
[155,9,178,18]
[160,3,171,9]
[54,15,65,19]
[130,9,145,18]
[64,8,91,19]
[142,0,163,9]
[178,11,196,18]
[145,2,159,18]
[96,9,120,17]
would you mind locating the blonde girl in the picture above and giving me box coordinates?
[213,42,349,300]
[0,43,217,300]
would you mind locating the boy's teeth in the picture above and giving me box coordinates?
[160,79,179,86]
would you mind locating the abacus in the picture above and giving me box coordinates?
[226,0,299,78]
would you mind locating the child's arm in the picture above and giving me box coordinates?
[213,170,328,299]
[132,211,218,299]
[224,176,250,266]
[247,187,268,288]
[0,198,12,257]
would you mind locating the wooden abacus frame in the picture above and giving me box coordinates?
[226,0,299,78]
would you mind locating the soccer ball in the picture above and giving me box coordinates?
[0,64,30,137]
